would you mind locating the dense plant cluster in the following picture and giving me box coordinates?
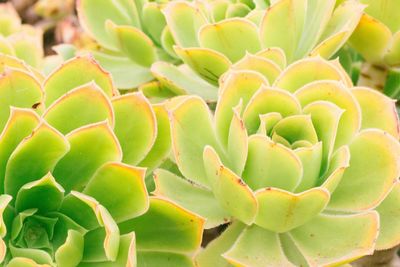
[0,0,399,266]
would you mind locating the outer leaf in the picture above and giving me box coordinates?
[203,146,258,225]
[254,187,329,233]
[352,87,399,139]
[44,56,116,106]
[154,169,230,229]
[119,197,204,254]
[199,19,261,62]
[348,14,392,63]
[0,68,42,130]
[259,0,306,62]
[112,92,156,165]
[5,122,69,197]
[53,122,122,193]
[43,82,114,134]
[224,225,294,267]
[139,104,172,171]
[375,182,400,250]
[77,0,140,49]
[106,21,156,67]
[84,162,149,223]
[274,57,347,92]
[175,46,231,85]
[289,212,379,266]
[163,1,207,47]
[329,129,400,211]
[170,96,220,186]
[0,108,40,193]
[92,51,153,89]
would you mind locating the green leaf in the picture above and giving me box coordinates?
[44,56,116,106]
[0,108,40,193]
[91,50,153,89]
[215,71,267,145]
[375,182,400,250]
[7,257,51,267]
[348,14,392,63]
[163,1,207,47]
[77,0,140,49]
[242,87,301,135]
[274,57,347,92]
[242,135,302,191]
[106,21,156,67]
[320,145,350,193]
[224,225,294,266]
[142,3,166,45]
[9,245,54,265]
[84,162,149,223]
[43,82,114,135]
[199,19,261,62]
[227,105,248,175]
[139,104,172,171]
[295,80,361,149]
[259,0,306,62]
[203,146,258,225]
[255,187,329,233]
[119,197,204,253]
[232,53,281,84]
[352,87,399,139]
[53,122,122,193]
[175,46,231,85]
[61,191,119,262]
[302,100,343,172]
[329,130,400,211]
[154,169,230,229]
[137,251,194,267]
[5,122,69,198]
[55,230,84,267]
[170,96,220,186]
[0,68,42,130]
[360,0,400,33]
[256,47,287,69]
[289,212,379,266]
[112,92,156,165]
[294,142,322,192]
[78,233,136,267]
[272,115,318,145]
[151,62,218,100]
[15,173,64,213]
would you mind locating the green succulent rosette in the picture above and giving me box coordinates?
[0,3,44,69]
[0,54,204,266]
[76,0,178,90]
[146,0,364,101]
[154,56,400,266]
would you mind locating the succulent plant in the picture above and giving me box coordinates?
[0,3,44,69]
[76,0,179,90]
[347,0,400,99]
[154,55,400,266]
[146,0,365,102]
[0,54,204,266]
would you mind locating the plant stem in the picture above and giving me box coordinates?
[357,62,388,92]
